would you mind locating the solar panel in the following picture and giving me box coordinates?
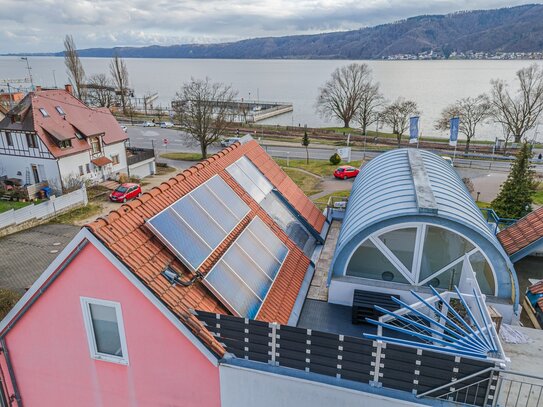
[227,156,316,254]
[146,175,250,271]
[226,156,273,203]
[203,216,289,319]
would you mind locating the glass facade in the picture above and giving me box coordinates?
[346,224,496,295]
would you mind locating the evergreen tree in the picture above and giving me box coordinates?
[491,142,538,218]
[302,130,310,164]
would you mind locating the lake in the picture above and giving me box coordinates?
[0,57,541,141]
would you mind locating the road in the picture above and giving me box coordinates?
[126,125,543,174]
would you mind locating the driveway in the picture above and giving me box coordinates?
[0,224,79,292]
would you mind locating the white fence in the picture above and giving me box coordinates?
[0,187,88,230]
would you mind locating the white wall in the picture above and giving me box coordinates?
[104,141,128,175]
[57,150,93,185]
[129,158,155,179]
[0,154,61,190]
[219,364,425,407]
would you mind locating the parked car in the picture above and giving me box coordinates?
[109,183,142,203]
[120,125,128,133]
[142,121,155,127]
[220,137,241,148]
[441,156,454,166]
[160,121,174,128]
[334,165,360,180]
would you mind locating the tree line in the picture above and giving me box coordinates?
[315,62,543,153]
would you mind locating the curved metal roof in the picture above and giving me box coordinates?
[331,149,517,299]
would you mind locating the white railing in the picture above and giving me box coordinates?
[0,186,88,230]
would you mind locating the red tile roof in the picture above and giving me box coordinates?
[528,280,543,313]
[86,140,322,354]
[0,89,127,159]
[497,207,543,256]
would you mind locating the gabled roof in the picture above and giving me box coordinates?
[0,89,127,158]
[527,280,543,313]
[86,139,325,352]
[498,207,543,259]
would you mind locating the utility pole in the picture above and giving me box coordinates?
[20,57,34,89]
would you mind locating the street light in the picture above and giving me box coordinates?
[20,57,34,89]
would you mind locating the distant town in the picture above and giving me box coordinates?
[385,50,543,60]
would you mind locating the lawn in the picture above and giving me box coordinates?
[53,203,102,224]
[274,158,362,177]
[160,152,203,161]
[476,201,492,209]
[282,168,323,197]
[533,189,543,206]
[0,200,35,213]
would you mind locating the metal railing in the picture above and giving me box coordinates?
[126,147,155,166]
[480,208,517,234]
[418,368,543,407]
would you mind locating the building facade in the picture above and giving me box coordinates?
[0,86,129,192]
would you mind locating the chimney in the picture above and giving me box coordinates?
[65,84,73,95]
[35,86,42,92]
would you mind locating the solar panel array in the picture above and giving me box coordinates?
[146,175,250,271]
[204,216,289,318]
[226,156,273,203]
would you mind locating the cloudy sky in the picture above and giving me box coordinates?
[0,0,533,53]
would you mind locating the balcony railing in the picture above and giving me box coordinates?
[126,147,155,166]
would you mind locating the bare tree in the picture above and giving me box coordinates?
[173,77,237,158]
[435,95,491,153]
[109,54,130,114]
[86,74,114,107]
[490,64,543,143]
[381,98,420,147]
[63,35,86,100]
[356,81,384,135]
[316,63,375,128]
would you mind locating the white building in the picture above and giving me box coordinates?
[0,85,134,192]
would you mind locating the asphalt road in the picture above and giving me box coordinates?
[126,125,543,174]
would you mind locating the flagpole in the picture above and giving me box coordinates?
[453,143,457,164]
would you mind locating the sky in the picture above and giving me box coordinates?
[0,0,535,53]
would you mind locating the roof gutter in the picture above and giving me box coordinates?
[0,338,21,406]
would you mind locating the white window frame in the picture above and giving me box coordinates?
[343,222,498,296]
[80,297,129,365]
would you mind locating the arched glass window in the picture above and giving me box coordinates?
[345,224,496,295]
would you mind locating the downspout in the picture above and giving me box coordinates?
[0,239,88,406]
[0,339,20,407]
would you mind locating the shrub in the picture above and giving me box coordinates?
[0,289,21,320]
[329,153,341,165]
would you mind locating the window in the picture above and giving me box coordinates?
[39,108,49,117]
[59,139,72,149]
[111,154,120,165]
[90,137,101,154]
[80,297,129,365]
[85,163,91,173]
[75,131,84,140]
[26,133,38,149]
[79,165,84,176]
[5,131,13,146]
[55,106,65,115]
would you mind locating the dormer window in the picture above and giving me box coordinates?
[55,106,65,115]
[75,130,84,140]
[59,139,72,149]
[39,108,49,117]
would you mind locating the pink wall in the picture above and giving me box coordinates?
[2,241,221,406]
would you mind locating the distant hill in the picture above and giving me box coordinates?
[17,4,543,59]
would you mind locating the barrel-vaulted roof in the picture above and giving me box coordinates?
[331,149,516,298]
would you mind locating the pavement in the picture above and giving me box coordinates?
[0,224,79,293]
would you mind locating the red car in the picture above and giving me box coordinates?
[109,183,142,203]
[334,165,359,180]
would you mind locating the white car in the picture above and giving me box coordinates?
[160,121,174,128]
[120,125,128,133]
[142,121,156,127]
[441,156,454,166]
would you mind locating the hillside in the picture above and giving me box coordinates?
[27,4,543,59]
